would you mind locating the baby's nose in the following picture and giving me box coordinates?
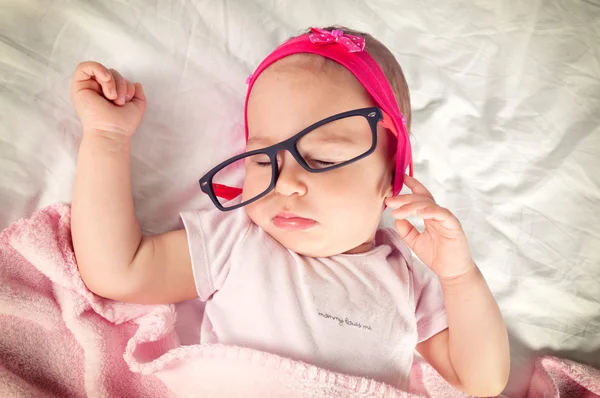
[274,151,308,197]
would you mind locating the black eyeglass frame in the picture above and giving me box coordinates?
[199,106,386,211]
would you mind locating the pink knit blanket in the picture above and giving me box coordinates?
[1,204,599,397]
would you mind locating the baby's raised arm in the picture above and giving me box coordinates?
[70,62,197,304]
[386,175,510,396]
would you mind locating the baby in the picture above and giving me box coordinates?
[70,26,509,395]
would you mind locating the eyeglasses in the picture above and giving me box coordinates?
[199,107,397,211]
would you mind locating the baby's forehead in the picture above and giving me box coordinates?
[262,54,359,88]
[247,114,370,148]
[247,55,377,145]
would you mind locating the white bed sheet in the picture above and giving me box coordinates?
[1,1,599,396]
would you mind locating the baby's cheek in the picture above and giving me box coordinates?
[243,201,263,228]
[241,184,265,225]
[241,178,260,202]
[342,179,386,227]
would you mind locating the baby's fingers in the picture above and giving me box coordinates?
[403,175,435,200]
[394,202,462,232]
[128,82,147,111]
[109,69,128,105]
[386,194,434,209]
[393,219,420,249]
[73,61,111,83]
[391,200,436,220]
[72,61,116,99]
[126,80,135,102]
[416,205,462,230]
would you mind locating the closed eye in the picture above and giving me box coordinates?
[308,159,338,169]
[245,154,272,168]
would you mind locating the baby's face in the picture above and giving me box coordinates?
[243,55,394,257]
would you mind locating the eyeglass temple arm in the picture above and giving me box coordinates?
[211,183,243,200]
[380,111,413,177]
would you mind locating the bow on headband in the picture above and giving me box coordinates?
[309,27,366,53]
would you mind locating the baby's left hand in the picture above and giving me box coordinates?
[385,175,475,280]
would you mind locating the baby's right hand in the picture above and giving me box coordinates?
[70,61,146,137]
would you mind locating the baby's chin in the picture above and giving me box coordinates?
[274,235,336,258]
[261,225,363,258]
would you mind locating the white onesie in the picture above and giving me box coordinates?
[180,205,447,389]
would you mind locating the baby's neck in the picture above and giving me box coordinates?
[343,239,376,254]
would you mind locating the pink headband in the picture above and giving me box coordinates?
[244,27,413,195]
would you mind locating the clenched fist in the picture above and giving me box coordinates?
[70,61,146,136]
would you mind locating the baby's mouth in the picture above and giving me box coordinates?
[272,212,317,230]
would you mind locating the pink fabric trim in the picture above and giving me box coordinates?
[3,204,600,397]
[0,204,414,397]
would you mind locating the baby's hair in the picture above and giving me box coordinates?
[298,26,412,131]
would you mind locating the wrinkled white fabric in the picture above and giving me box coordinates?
[1,1,599,396]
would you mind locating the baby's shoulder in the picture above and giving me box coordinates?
[374,227,412,263]
[182,203,252,237]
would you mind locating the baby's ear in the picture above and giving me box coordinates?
[382,180,394,211]
[383,171,395,199]
[384,183,394,199]
[386,144,397,199]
